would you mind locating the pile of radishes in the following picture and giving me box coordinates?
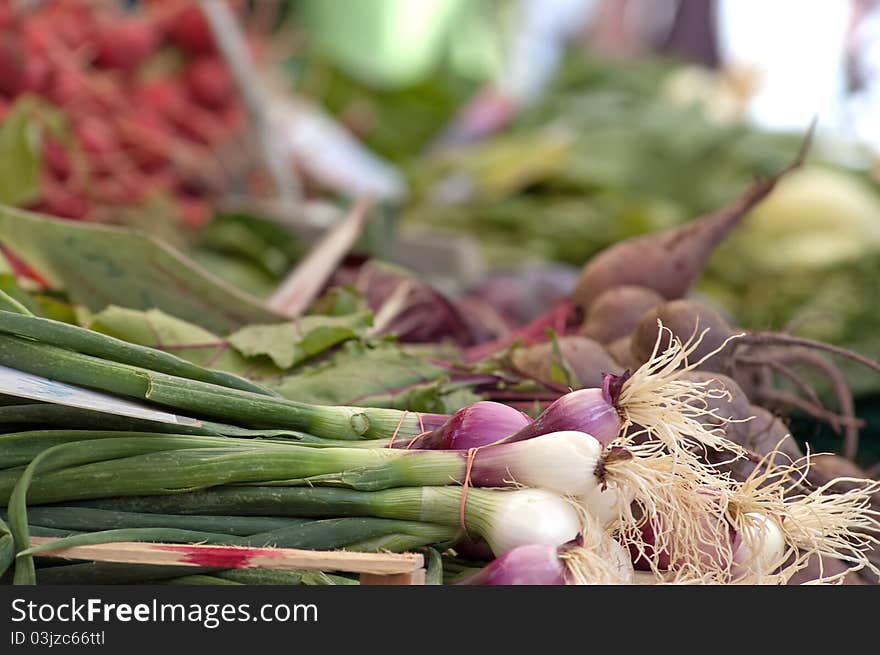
[0,0,252,227]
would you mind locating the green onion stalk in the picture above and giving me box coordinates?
[67,485,583,558]
[11,507,308,536]
[0,308,274,396]
[0,334,449,440]
[211,569,357,585]
[1,431,610,504]
[161,574,244,586]
[0,430,288,471]
[27,562,218,585]
[17,518,459,559]
[0,405,322,439]
[0,516,13,579]
[5,431,732,568]
[6,436,272,584]
[164,570,355,586]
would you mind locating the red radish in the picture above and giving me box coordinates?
[171,103,228,145]
[0,34,50,96]
[93,16,159,72]
[134,78,227,145]
[43,138,73,182]
[0,40,26,95]
[220,103,246,130]
[49,69,90,107]
[23,56,53,96]
[158,1,246,54]
[570,138,810,313]
[185,56,233,108]
[116,112,175,171]
[134,78,188,120]
[0,5,16,30]
[48,8,94,50]
[32,180,90,220]
[75,116,119,157]
[176,196,212,228]
[164,4,217,55]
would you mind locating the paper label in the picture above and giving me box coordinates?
[0,364,202,427]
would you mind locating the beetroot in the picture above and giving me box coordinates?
[582,285,663,345]
[606,335,637,369]
[631,299,735,372]
[571,138,810,313]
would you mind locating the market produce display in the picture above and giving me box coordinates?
[0,0,250,228]
[0,176,878,586]
[0,2,878,588]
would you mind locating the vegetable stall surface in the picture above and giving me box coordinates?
[0,311,875,586]
[0,24,878,585]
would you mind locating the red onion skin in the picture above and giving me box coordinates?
[503,388,621,446]
[456,544,568,585]
[390,401,530,450]
[452,537,496,562]
[417,414,456,434]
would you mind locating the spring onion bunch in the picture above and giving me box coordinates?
[1,298,876,587]
[628,451,880,583]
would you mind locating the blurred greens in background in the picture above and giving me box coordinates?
[285,34,880,395]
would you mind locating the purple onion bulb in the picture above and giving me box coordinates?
[391,401,530,449]
[455,544,569,585]
[503,385,621,446]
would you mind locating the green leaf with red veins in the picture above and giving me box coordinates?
[227,312,373,369]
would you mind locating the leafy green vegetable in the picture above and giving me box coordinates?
[0,205,286,333]
[89,306,264,378]
[227,313,372,369]
[307,286,368,317]
[0,96,65,207]
[272,340,477,412]
[91,306,375,378]
[190,212,306,298]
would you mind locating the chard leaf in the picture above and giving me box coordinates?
[90,306,276,379]
[0,206,285,333]
[228,313,372,369]
[0,97,46,206]
[307,286,367,317]
[271,341,452,407]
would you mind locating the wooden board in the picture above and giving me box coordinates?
[28,536,426,584]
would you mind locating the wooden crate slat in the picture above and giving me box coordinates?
[27,536,424,576]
